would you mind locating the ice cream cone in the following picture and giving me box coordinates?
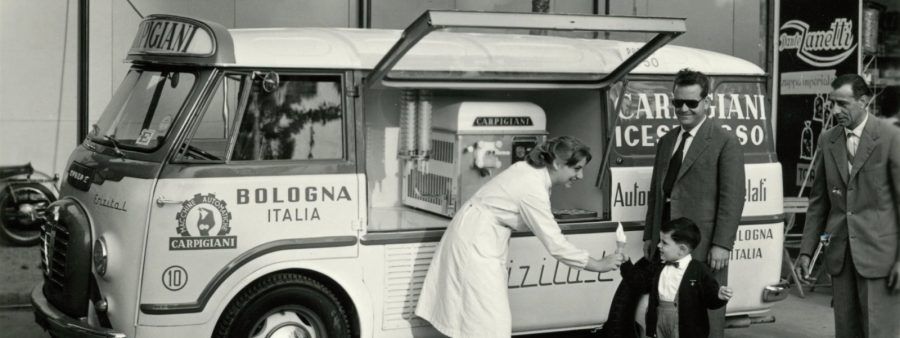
[615,222,626,254]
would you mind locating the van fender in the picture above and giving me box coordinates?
[139,248,373,335]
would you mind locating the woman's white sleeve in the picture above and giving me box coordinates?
[519,191,590,269]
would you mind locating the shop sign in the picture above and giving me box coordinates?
[779,18,857,68]
[775,0,859,197]
[609,80,773,159]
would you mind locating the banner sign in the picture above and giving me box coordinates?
[776,0,860,197]
[609,79,772,161]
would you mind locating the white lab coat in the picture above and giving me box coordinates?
[415,161,591,337]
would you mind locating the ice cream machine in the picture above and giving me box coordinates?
[399,91,547,218]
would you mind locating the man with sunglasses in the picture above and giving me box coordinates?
[643,68,745,338]
[796,74,900,338]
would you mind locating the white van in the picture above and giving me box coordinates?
[32,11,786,338]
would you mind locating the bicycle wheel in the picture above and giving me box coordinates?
[0,182,56,246]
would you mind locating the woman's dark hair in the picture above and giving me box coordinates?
[673,68,710,98]
[661,217,701,250]
[526,136,592,168]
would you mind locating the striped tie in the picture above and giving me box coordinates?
[846,132,857,163]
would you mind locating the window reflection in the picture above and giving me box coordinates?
[233,74,344,161]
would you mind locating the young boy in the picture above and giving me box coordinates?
[624,217,733,338]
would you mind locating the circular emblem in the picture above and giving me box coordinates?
[162,265,188,291]
[175,193,232,237]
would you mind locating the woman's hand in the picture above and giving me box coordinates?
[585,253,626,272]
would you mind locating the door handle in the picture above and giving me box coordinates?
[156,196,182,207]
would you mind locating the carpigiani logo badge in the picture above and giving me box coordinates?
[169,193,237,250]
[779,18,857,67]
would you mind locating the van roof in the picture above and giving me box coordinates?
[227,28,765,76]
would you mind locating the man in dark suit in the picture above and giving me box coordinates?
[643,69,746,338]
[797,74,900,337]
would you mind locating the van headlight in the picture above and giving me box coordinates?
[93,237,108,277]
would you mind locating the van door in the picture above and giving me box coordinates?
[365,10,686,90]
[138,70,361,319]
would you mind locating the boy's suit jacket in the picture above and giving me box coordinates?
[801,114,900,278]
[623,258,727,338]
[644,118,746,260]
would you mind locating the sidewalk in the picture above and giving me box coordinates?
[729,286,835,338]
[0,245,42,306]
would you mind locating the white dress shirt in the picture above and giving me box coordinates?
[658,254,693,302]
[670,117,707,160]
[845,113,868,172]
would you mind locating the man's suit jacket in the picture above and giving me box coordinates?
[644,118,746,259]
[622,258,728,338]
[801,114,900,278]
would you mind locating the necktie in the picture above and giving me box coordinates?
[664,260,680,268]
[663,131,691,199]
[846,131,858,163]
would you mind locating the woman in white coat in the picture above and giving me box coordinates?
[415,136,625,337]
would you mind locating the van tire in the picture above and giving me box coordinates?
[213,273,351,338]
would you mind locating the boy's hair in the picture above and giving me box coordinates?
[661,217,701,250]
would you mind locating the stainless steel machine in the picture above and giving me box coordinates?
[401,99,547,217]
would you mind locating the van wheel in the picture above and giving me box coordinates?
[214,273,351,338]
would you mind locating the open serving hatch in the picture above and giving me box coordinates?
[365,10,686,89]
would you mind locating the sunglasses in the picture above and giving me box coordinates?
[673,99,702,109]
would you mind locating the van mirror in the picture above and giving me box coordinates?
[259,71,280,93]
[169,72,180,88]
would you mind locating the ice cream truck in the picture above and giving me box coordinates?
[32,10,787,338]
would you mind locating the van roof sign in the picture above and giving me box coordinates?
[127,14,234,65]
[132,19,212,55]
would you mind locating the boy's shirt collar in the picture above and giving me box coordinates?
[663,254,692,270]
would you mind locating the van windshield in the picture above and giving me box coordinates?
[90,68,197,151]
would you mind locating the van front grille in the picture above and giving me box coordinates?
[41,222,70,289]
[39,200,92,318]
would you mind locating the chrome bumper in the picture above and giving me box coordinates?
[31,282,126,338]
[762,282,789,302]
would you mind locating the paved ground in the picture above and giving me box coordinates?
[0,244,41,306]
[523,286,835,338]
[1,287,837,338]
[2,242,836,337]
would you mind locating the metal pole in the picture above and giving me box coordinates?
[530,0,549,35]
[77,0,89,143]
[358,0,371,28]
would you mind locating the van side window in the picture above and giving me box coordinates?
[181,74,245,161]
[232,74,345,161]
